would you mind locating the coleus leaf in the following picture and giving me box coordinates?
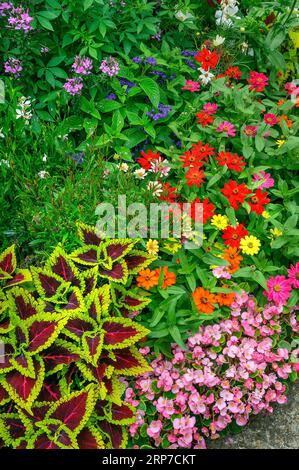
[28,422,78,449]
[0,357,45,410]
[37,378,63,402]
[56,287,84,314]
[4,269,32,288]
[102,317,149,350]
[124,250,156,274]
[42,339,81,374]
[11,352,35,379]
[46,385,96,434]
[0,316,12,334]
[85,285,110,323]
[98,420,127,449]
[82,331,104,365]
[0,413,27,448]
[102,239,135,262]
[70,246,99,266]
[0,342,14,372]
[0,384,9,405]
[110,402,135,425]
[111,284,150,311]
[46,245,84,289]
[7,287,41,321]
[31,268,70,301]
[98,260,128,284]
[63,313,96,341]
[108,347,152,376]
[77,222,102,246]
[77,425,104,449]
[26,313,68,355]
[81,266,98,296]
[0,245,16,278]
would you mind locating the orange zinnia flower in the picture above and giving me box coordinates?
[216,289,235,307]
[155,266,176,289]
[278,115,292,128]
[192,287,216,314]
[223,246,243,274]
[277,99,285,106]
[137,268,159,290]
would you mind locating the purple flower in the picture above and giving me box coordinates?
[147,103,172,121]
[181,50,197,57]
[4,57,22,77]
[106,92,117,100]
[119,77,136,91]
[66,151,84,165]
[7,6,33,32]
[145,56,157,66]
[185,59,196,70]
[63,77,84,96]
[72,55,93,76]
[100,56,119,77]
[0,2,12,16]
[40,46,49,54]
[132,56,142,64]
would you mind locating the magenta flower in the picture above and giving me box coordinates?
[100,56,119,77]
[216,121,236,137]
[0,2,12,16]
[182,80,200,92]
[203,102,218,115]
[71,55,93,75]
[7,6,33,32]
[63,77,84,96]
[264,275,292,306]
[288,263,299,288]
[4,57,22,77]
[252,171,274,189]
[247,71,269,92]
[263,113,278,126]
[285,82,299,97]
[243,124,258,137]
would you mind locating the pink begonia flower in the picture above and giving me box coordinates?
[264,275,292,306]
[216,121,236,137]
[147,420,163,438]
[182,80,200,92]
[203,102,218,114]
[263,113,278,126]
[252,170,274,189]
[288,262,299,288]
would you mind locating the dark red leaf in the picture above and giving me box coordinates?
[43,345,80,370]
[85,335,101,358]
[103,321,138,346]
[0,318,11,331]
[125,254,147,270]
[99,421,123,448]
[38,273,62,297]
[0,384,9,402]
[77,428,99,449]
[14,353,29,369]
[99,262,125,280]
[76,248,98,264]
[106,243,131,260]
[50,390,89,431]
[65,318,93,338]
[111,403,133,421]
[5,273,25,287]
[34,433,59,449]
[14,294,37,320]
[0,343,13,370]
[38,382,62,402]
[28,321,57,353]
[79,227,101,246]
[5,361,41,401]
[15,326,27,346]
[83,274,97,296]
[0,252,14,275]
[124,296,144,307]
[61,290,81,311]
[52,255,74,282]
[111,348,142,371]
[5,417,26,439]
[94,400,106,418]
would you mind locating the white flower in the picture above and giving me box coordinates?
[0,159,10,168]
[42,154,47,162]
[134,168,147,179]
[146,181,163,197]
[198,68,214,85]
[149,158,170,177]
[37,170,49,179]
[0,128,4,139]
[241,41,249,52]
[175,10,194,22]
[118,162,129,172]
[213,35,226,47]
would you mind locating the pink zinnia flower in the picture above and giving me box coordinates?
[252,171,274,189]
[203,102,218,114]
[264,113,278,126]
[285,82,299,97]
[288,262,299,288]
[243,125,258,137]
[216,121,236,137]
[247,71,269,92]
[264,275,292,306]
[182,80,200,92]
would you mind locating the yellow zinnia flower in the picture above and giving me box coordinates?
[270,227,283,238]
[146,239,159,255]
[240,235,261,256]
[262,211,270,219]
[163,238,181,254]
[276,139,285,148]
[211,214,229,230]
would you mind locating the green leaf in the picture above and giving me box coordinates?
[84,0,94,10]
[168,325,186,350]
[37,15,54,31]
[139,78,160,108]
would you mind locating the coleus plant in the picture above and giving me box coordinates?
[0,223,155,448]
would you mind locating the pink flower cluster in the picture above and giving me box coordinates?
[100,56,120,77]
[0,2,12,16]
[63,77,84,96]
[71,55,93,75]
[182,80,200,92]
[247,71,269,93]
[127,288,299,449]
[7,5,33,32]
[252,170,274,189]
[4,57,22,77]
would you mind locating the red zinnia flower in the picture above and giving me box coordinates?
[222,224,249,248]
[159,182,179,203]
[225,66,242,80]
[191,141,215,162]
[180,150,205,168]
[185,167,205,187]
[216,151,246,173]
[190,197,215,224]
[249,189,270,215]
[137,149,161,170]
[196,111,215,127]
[221,180,251,210]
[195,48,219,71]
